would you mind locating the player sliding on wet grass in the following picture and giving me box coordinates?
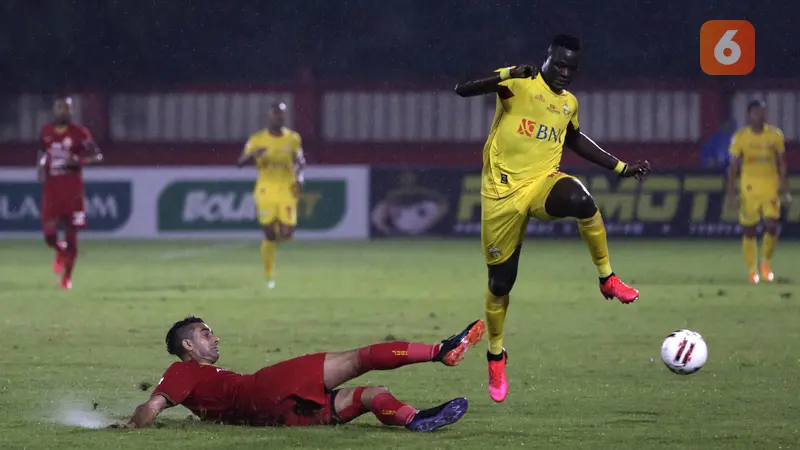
[454,34,651,403]
[112,316,485,431]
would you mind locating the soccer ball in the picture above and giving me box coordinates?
[660,329,707,375]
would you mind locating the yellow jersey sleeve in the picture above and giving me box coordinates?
[729,130,744,158]
[773,127,785,153]
[243,133,263,154]
[569,96,580,130]
[292,131,303,152]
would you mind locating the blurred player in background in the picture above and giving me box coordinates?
[455,34,650,403]
[37,95,103,290]
[237,102,306,289]
[727,100,790,284]
[113,316,485,431]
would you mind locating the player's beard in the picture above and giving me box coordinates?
[55,117,71,126]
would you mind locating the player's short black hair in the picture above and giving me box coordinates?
[552,34,581,51]
[166,316,205,357]
[747,99,766,112]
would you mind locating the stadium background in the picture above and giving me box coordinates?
[1,0,799,239]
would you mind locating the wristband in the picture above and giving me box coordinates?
[499,68,511,80]
[613,160,627,175]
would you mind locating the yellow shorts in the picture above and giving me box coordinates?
[481,171,574,265]
[254,189,297,226]
[739,192,780,226]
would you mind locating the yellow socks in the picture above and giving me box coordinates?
[485,287,510,355]
[577,211,613,278]
[761,233,777,264]
[260,239,277,280]
[742,236,757,273]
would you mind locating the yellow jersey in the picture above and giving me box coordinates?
[729,124,784,192]
[481,71,580,199]
[244,127,304,198]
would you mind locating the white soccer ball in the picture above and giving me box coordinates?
[661,329,707,375]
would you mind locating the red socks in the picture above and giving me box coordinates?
[370,392,416,426]
[63,227,78,278]
[356,342,441,372]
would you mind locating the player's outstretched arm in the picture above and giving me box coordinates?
[454,65,536,97]
[564,127,650,179]
[112,394,168,429]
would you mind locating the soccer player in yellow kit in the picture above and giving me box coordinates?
[237,102,306,289]
[727,100,791,284]
[455,34,651,403]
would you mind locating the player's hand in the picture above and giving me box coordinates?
[292,182,303,198]
[620,160,651,180]
[510,64,537,79]
[65,154,81,168]
[783,191,793,204]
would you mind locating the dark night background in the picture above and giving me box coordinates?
[0,0,793,91]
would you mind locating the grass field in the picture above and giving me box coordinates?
[1,238,799,450]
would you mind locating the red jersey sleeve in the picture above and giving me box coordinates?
[152,362,199,406]
[78,125,95,143]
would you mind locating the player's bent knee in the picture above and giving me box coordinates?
[280,225,295,239]
[262,225,277,241]
[547,178,598,219]
[764,221,779,235]
[360,386,390,403]
[487,251,519,297]
[488,272,516,297]
[570,191,598,219]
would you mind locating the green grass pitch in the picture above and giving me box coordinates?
[1,238,799,449]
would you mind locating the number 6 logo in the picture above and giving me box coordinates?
[700,20,755,76]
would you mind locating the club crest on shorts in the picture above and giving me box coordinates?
[488,247,503,259]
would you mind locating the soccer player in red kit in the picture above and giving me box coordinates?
[113,316,485,431]
[37,96,103,289]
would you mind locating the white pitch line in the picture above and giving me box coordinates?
[158,242,249,261]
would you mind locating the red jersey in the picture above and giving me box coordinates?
[153,361,255,424]
[40,123,94,194]
[152,353,330,427]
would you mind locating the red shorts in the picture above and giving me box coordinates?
[41,189,86,229]
[247,352,335,427]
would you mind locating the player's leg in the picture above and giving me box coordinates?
[759,197,781,282]
[42,219,65,274]
[738,196,760,283]
[276,202,298,241]
[331,386,467,432]
[41,195,67,275]
[481,194,526,403]
[541,176,638,303]
[60,209,86,289]
[260,223,278,288]
[320,320,485,390]
[256,194,280,288]
[60,224,79,289]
